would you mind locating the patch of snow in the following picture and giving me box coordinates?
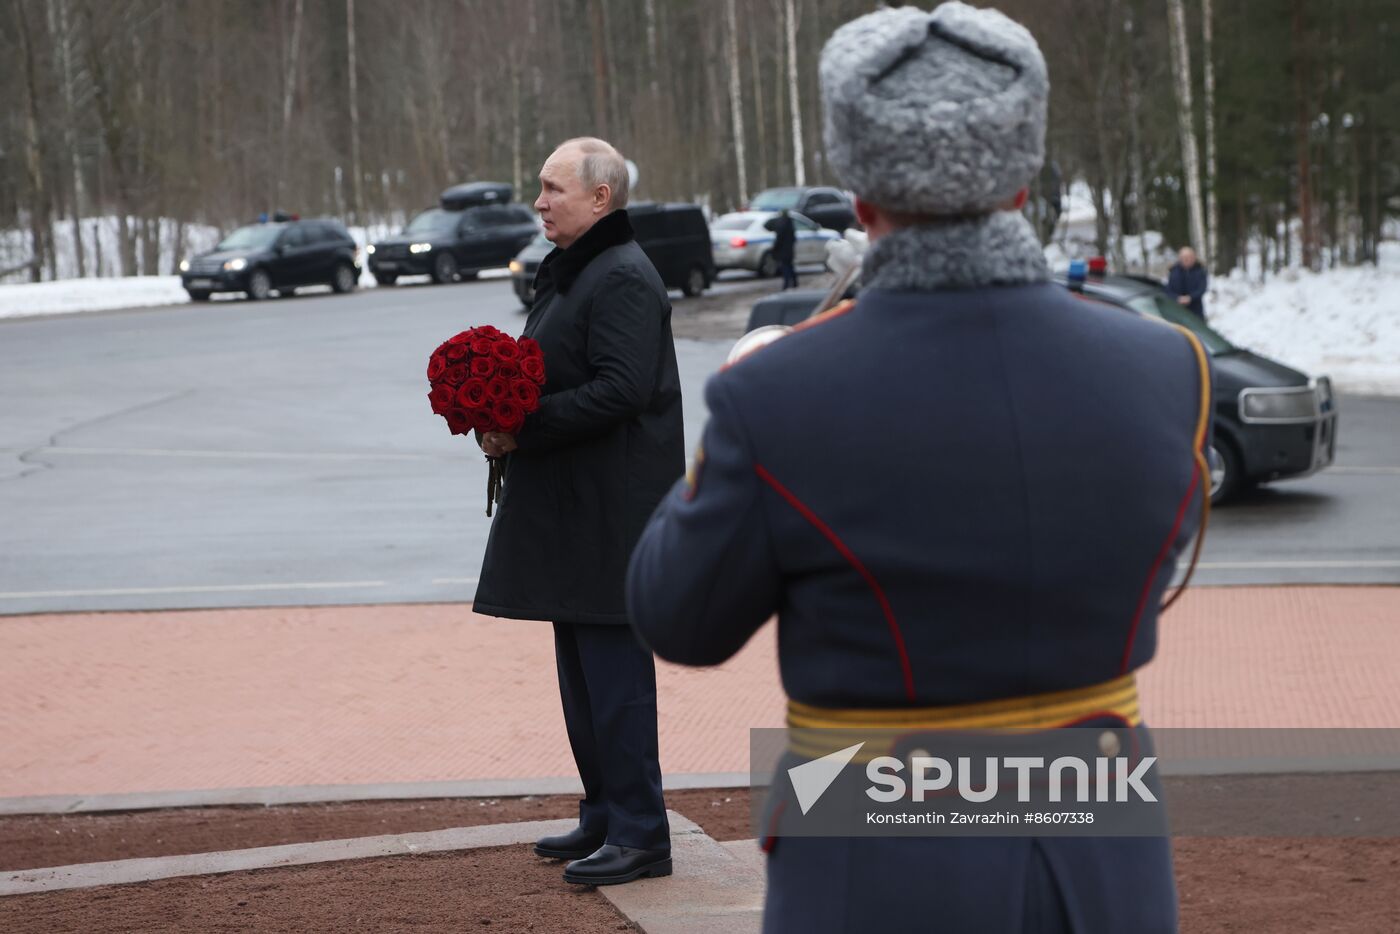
[1210,242,1400,396]
[0,276,193,318]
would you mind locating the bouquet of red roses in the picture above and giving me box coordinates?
[426,325,545,515]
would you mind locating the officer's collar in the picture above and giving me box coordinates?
[538,209,634,294]
[860,210,1048,293]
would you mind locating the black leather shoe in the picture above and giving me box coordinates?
[563,845,673,885]
[533,826,606,860]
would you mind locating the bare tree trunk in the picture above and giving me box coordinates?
[1290,0,1316,270]
[589,0,610,138]
[724,0,748,205]
[279,0,305,205]
[14,0,50,282]
[1165,0,1207,260]
[1124,8,1149,272]
[1201,0,1219,271]
[747,10,767,192]
[785,0,805,186]
[347,0,364,225]
[511,68,523,195]
[52,0,87,277]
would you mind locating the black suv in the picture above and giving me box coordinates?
[509,202,715,307]
[749,186,856,233]
[179,217,360,301]
[368,182,538,285]
[745,268,1337,504]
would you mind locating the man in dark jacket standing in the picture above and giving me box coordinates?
[1167,245,1208,320]
[765,209,799,289]
[627,4,1209,931]
[474,136,684,885]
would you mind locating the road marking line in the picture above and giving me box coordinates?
[0,581,388,600]
[1194,560,1400,570]
[32,446,453,463]
[1330,466,1400,476]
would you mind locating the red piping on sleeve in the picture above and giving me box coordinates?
[1120,464,1201,673]
[754,463,917,701]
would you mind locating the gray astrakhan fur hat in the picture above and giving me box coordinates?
[819,2,1049,216]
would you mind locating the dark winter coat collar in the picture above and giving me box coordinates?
[860,210,1049,293]
[538,209,635,294]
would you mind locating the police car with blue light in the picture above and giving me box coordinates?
[745,254,1337,504]
[709,211,840,278]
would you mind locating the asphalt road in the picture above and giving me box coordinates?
[2,274,1397,616]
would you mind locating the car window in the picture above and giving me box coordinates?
[806,193,838,207]
[217,225,282,251]
[406,209,459,235]
[1124,292,1236,354]
[319,221,350,243]
[509,206,535,224]
[711,216,753,231]
[792,214,819,231]
[750,189,802,211]
[280,225,309,247]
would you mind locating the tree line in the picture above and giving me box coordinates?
[1,0,1396,281]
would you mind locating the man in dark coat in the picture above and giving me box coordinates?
[1167,245,1208,320]
[765,209,799,289]
[627,4,1210,932]
[475,136,684,885]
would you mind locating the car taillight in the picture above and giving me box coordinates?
[730,236,747,248]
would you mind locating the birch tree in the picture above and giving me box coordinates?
[1165,0,1207,260]
[724,0,748,205]
[346,0,363,224]
[1201,0,1219,270]
[785,0,805,186]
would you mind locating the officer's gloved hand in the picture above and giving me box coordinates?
[825,228,870,279]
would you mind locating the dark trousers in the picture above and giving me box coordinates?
[779,258,799,290]
[553,621,670,851]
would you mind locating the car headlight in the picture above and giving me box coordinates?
[409,242,433,254]
[179,259,190,272]
[1238,387,1317,422]
[365,244,376,255]
[509,260,522,274]
[223,257,247,272]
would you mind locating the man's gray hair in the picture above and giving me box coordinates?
[560,136,630,210]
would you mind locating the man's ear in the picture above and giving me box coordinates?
[854,196,880,229]
[594,184,612,213]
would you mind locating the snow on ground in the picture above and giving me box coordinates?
[0,216,222,281]
[0,276,193,317]
[1209,241,1400,396]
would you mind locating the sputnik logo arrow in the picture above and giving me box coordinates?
[787,742,865,815]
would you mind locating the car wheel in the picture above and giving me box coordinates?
[432,252,459,284]
[758,252,778,279]
[245,269,272,301]
[682,265,707,297]
[332,263,357,294]
[187,290,211,302]
[1208,440,1243,505]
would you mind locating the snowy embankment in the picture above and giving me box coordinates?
[1209,242,1400,397]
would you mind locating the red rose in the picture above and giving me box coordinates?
[492,340,521,362]
[486,377,511,401]
[511,379,540,410]
[495,399,525,434]
[518,337,542,359]
[470,356,496,379]
[442,363,469,386]
[444,408,472,435]
[470,337,494,357]
[496,360,520,380]
[470,408,495,432]
[447,331,472,345]
[427,354,447,380]
[428,384,455,414]
[457,378,488,409]
[520,356,546,384]
[475,325,502,338]
[445,343,468,360]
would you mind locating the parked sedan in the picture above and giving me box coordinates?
[709,211,839,278]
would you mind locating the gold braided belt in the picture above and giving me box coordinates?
[786,675,1141,763]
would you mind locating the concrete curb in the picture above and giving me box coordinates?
[1,811,706,897]
[0,771,753,817]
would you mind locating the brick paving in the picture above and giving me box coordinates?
[2,586,1398,799]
